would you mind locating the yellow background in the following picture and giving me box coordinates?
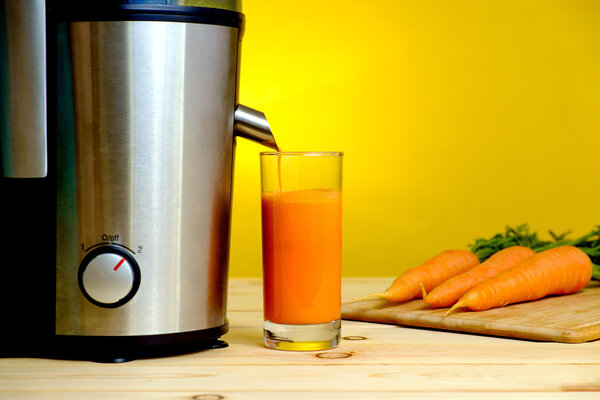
[230,0,600,277]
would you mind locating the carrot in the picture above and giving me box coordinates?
[422,246,535,308]
[445,246,592,316]
[356,249,479,302]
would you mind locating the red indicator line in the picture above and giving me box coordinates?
[114,257,126,271]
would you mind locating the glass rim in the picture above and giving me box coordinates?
[260,151,343,157]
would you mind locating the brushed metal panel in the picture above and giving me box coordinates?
[56,20,238,336]
[1,0,47,177]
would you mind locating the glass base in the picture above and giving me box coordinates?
[263,319,341,351]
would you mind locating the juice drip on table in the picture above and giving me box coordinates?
[262,151,342,325]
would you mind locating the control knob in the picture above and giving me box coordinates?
[78,246,141,308]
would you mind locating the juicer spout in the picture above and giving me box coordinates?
[234,105,279,151]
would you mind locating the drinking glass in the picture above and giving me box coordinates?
[260,151,343,351]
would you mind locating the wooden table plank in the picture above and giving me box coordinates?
[1,364,599,392]
[0,393,598,400]
[0,278,598,399]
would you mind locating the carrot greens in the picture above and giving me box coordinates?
[468,224,600,280]
[468,224,563,262]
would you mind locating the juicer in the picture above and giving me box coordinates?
[0,0,276,360]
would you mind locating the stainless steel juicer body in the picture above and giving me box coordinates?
[0,1,276,357]
[56,19,238,336]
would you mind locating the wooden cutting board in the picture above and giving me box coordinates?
[341,282,600,343]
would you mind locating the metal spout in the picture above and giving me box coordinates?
[234,105,279,150]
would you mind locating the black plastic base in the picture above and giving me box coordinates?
[0,323,228,363]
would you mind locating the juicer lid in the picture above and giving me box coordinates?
[55,0,242,13]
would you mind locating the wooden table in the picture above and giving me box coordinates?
[2,278,599,399]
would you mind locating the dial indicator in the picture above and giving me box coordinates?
[113,257,126,271]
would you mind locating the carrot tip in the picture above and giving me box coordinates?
[419,283,428,300]
[443,301,464,318]
[352,293,385,301]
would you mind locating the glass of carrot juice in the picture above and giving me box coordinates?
[260,151,343,351]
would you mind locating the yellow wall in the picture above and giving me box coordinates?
[230,0,600,277]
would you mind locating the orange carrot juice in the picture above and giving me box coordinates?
[261,188,342,325]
